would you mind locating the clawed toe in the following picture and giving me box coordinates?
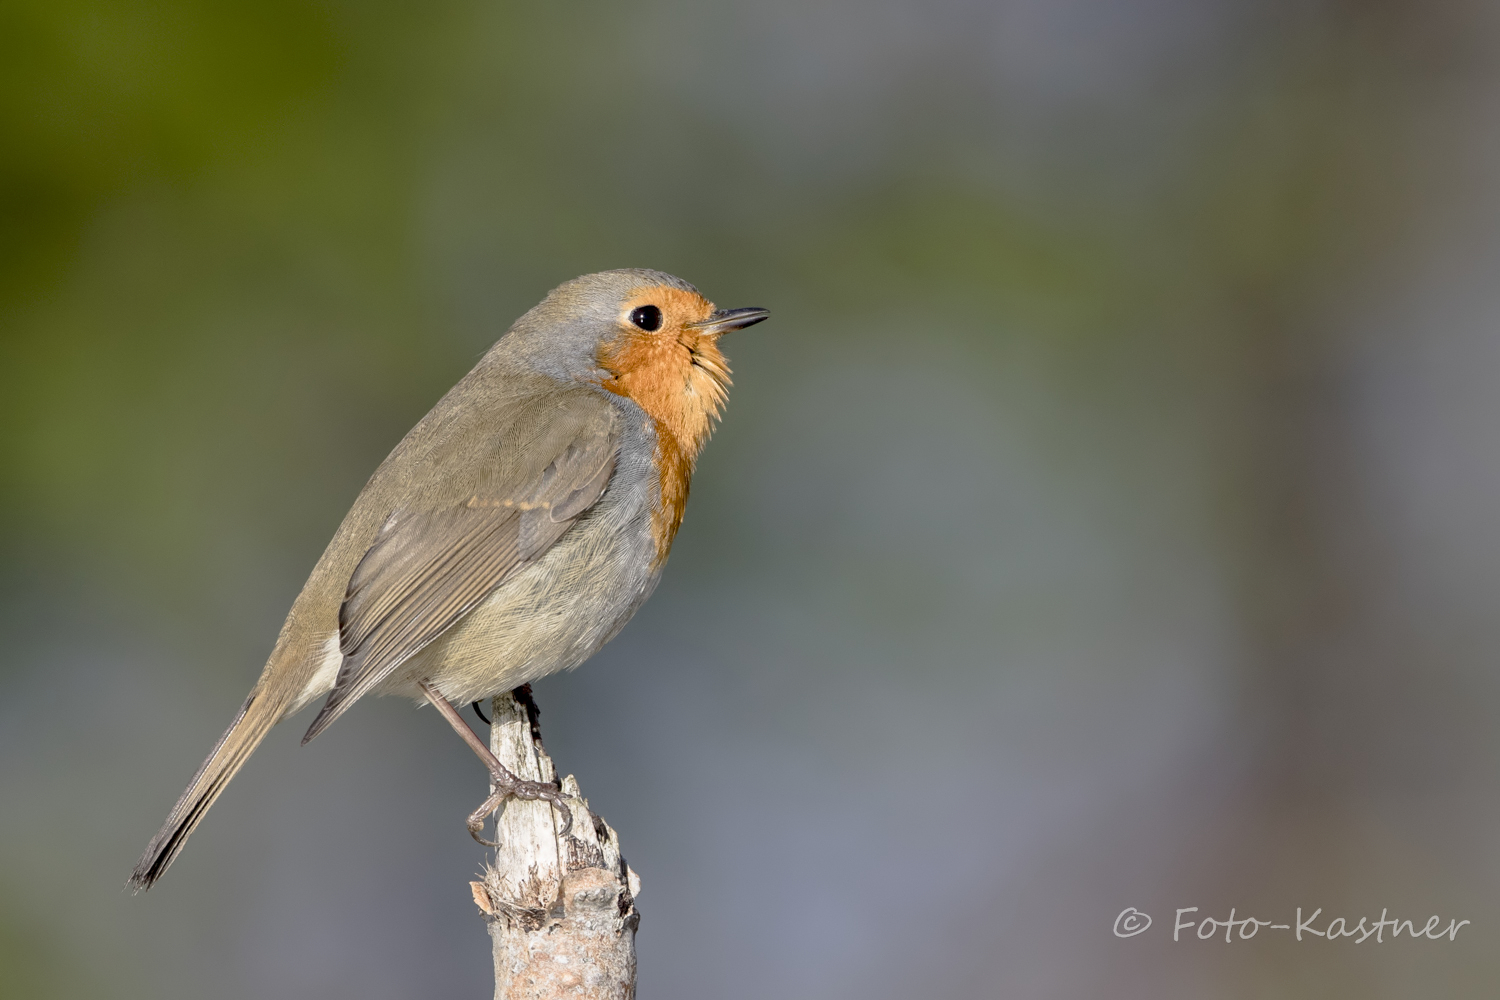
[467,789,505,846]
[468,774,573,841]
[520,783,572,837]
[496,776,574,838]
[467,819,501,848]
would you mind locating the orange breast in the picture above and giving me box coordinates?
[597,285,732,565]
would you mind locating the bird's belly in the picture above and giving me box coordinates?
[379,496,661,706]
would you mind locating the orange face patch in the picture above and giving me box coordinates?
[598,284,734,564]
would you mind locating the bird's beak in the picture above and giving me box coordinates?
[688,307,770,335]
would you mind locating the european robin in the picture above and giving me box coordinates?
[130,269,768,889]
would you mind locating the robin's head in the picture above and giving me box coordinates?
[597,277,769,459]
[503,268,767,562]
[511,269,768,459]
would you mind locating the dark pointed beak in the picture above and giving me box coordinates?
[689,307,769,335]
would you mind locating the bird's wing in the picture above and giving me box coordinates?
[301,403,619,743]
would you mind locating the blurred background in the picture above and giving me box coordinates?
[3,0,1499,996]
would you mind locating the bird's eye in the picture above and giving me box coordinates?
[629,305,663,331]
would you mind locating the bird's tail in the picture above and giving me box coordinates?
[128,688,283,891]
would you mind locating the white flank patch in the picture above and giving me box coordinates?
[294,633,344,712]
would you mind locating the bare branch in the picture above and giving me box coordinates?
[469,691,640,999]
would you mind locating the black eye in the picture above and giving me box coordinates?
[629,305,662,331]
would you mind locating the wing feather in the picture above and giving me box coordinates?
[301,417,619,743]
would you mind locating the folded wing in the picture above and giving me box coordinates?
[301,419,618,743]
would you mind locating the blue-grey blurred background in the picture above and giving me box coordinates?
[4,1,1499,997]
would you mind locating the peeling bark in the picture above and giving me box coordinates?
[469,690,640,1000]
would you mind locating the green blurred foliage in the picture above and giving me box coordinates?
[1,0,1409,611]
[0,0,340,287]
[0,909,72,1000]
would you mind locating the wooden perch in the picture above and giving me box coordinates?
[469,689,640,999]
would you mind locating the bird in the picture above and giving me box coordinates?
[129,268,767,890]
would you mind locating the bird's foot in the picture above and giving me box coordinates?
[465,762,573,846]
[417,680,574,845]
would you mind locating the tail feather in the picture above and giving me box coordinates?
[128,690,282,891]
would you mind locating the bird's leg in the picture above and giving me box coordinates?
[419,680,572,845]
